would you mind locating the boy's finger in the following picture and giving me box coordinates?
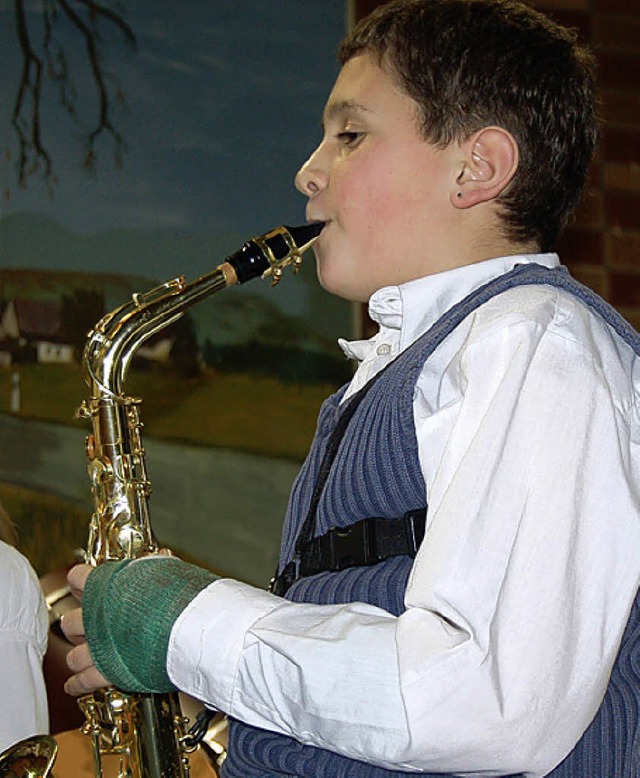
[64,665,110,697]
[60,608,85,645]
[66,563,93,602]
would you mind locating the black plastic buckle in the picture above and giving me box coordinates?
[326,520,376,572]
[270,508,427,598]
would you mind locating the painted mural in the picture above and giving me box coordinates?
[0,1,349,585]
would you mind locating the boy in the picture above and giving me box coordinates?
[62,1,640,776]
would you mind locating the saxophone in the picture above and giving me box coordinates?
[75,222,322,778]
[0,223,321,778]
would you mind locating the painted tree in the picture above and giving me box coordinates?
[9,0,136,190]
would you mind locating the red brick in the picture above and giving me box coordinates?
[606,232,640,268]
[593,0,640,15]
[573,187,605,228]
[601,89,640,127]
[594,14,640,53]
[604,162,640,191]
[599,52,640,91]
[605,190,640,229]
[555,227,605,264]
[610,271,640,307]
[602,127,640,163]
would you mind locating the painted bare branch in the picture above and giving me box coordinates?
[10,0,136,188]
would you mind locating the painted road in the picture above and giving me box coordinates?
[0,413,299,585]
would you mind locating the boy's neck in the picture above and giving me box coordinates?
[438,207,542,272]
[463,236,542,266]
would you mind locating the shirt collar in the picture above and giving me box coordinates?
[340,253,560,359]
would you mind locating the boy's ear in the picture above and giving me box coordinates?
[451,126,519,209]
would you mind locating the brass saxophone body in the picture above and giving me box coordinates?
[73,222,321,777]
[0,736,57,777]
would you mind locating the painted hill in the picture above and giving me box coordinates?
[0,212,352,350]
[0,266,346,364]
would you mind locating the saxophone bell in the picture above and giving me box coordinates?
[0,736,57,777]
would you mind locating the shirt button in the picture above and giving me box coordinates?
[376,343,391,356]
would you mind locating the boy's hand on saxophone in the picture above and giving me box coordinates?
[62,548,177,694]
[61,555,219,697]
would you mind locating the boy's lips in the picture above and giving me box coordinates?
[307,211,328,227]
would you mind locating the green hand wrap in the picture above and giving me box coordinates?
[83,557,217,693]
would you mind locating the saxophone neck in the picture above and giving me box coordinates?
[82,222,323,398]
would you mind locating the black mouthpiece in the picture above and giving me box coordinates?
[226,222,324,285]
[284,222,324,246]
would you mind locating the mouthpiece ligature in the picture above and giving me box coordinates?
[227,222,324,286]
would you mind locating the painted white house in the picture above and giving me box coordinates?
[0,298,74,364]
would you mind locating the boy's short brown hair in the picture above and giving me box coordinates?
[339,0,599,251]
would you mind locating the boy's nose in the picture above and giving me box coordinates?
[295,149,327,196]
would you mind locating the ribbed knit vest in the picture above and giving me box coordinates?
[222,264,640,778]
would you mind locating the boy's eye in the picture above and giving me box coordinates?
[337,131,364,147]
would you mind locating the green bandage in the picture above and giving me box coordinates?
[83,557,217,693]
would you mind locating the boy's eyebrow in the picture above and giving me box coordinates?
[322,99,371,128]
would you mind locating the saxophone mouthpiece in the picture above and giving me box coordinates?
[226,222,324,286]
[284,222,324,249]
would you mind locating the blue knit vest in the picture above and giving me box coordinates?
[222,264,640,778]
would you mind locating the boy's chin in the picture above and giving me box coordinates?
[315,252,372,303]
[317,275,369,303]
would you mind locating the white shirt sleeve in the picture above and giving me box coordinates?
[167,288,640,777]
[0,543,49,753]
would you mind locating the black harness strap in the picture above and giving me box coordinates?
[270,360,426,598]
[270,509,426,597]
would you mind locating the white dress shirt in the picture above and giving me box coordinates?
[0,541,49,753]
[168,254,640,776]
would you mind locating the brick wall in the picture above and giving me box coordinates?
[352,0,640,328]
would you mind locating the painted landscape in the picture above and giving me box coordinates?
[0,1,348,584]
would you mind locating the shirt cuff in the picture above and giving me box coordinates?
[167,578,284,710]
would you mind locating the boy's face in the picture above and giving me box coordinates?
[296,53,461,302]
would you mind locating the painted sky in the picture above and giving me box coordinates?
[0,1,345,238]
